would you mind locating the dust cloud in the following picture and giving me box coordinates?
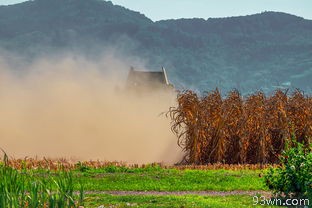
[0,54,183,164]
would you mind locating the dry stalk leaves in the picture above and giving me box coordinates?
[168,89,312,164]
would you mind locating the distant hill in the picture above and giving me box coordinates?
[0,0,311,94]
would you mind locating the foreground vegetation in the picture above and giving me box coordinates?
[0,161,266,192]
[2,137,311,207]
[0,158,270,207]
[7,156,312,207]
[265,140,312,202]
[0,158,85,207]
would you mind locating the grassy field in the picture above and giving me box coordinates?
[1,161,282,207]
[77,165,277,207]
[72,166,266,191]
[84,194,276,208]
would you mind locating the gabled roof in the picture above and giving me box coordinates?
[126,67,170,89]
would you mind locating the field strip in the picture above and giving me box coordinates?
[84,190,271,197]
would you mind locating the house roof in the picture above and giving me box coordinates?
[126,67,170,88]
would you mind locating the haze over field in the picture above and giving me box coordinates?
[0,0,311,163]
[0,54,181,164]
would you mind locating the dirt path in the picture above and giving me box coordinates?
[84,190,271,197]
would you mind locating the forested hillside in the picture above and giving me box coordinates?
[0,0,311,94]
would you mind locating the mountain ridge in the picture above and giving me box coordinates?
[0,0,311,94]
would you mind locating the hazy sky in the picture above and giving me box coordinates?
[1,0,311,21]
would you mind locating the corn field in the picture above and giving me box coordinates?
[168,89,312,164]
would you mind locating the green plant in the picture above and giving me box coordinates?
[0,152,85,208]
[75,161,90,172]
[264,138,312,201]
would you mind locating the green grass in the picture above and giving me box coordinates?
[0,162,84,208]
[1,164,266,192]
[1,162,270,207]
[83,194,279,208]
[72,166,266,191]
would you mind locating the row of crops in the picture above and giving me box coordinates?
[4,157,277,171]
[168,89,312,164]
